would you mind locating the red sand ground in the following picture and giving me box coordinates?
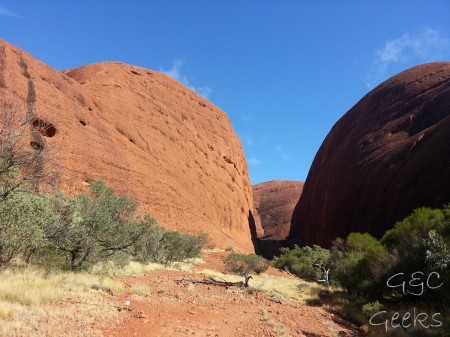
[101,252,361,337]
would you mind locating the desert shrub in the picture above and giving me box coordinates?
[159,231,208,264]
[379,205,450,303]
[224,253,269,286]
[329,205,450,305]
[272,245,330,282]
[31,246,70,271]
[424,230,450,271]
[45,180,151,270]
[362,300,384,318]
[133,224,208,264]
[132,221,166,262]
[0,192,56,267]
[381,207,446,269]
[331,233,392,298]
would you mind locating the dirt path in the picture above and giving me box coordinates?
[102,253,361,337]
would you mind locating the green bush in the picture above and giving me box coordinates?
[381,207,446,270]
[331,233,392,298]
[362,300,384,318]
[224,253,268,286]
[0,192,55,267]
[133,222,208,264]
[46,180,151,270]
[424,230,450,271]
[378,206,449,301]
[160,231,208,264]
[132,221,166,262]
[272,245,330,282]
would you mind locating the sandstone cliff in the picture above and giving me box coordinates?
[253,180,303,240]
[0,39,256,252]
[253,180,303,258]
[290,62,450,247]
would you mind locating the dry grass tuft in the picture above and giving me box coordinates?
[0,300,25,319]
[0,267,123,337]
[94,258,203,277]
[130,283,150,297]
[0,269,64,305]
[260,308,290,337]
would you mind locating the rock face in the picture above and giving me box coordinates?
[290,62,450,247]
[253,180,304,258]
[253,180,303,240]
[0,39,256,252]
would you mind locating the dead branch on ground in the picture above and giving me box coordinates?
[175,276,248,288]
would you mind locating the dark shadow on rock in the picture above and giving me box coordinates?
[258,239,286,259]
[248,210,262,255]
[302,332,328,337]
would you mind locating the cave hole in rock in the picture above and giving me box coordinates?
[30,141,43,150]
[32,119,56,137]
[79,120,87,126]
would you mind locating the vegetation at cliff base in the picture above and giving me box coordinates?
[0,180,208,271]
[272,204,450,336]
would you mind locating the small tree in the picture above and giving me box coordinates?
[223,253,269,287]
[272,244,331,283]
[0,101,58,203]
[159,231,208,264]
[331,233,392,298]
[0,192,55,267]
[133,224,208,264]
[46,180,151,270]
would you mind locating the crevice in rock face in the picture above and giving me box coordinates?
[116,127,136,145]
[79,120,87,126]
[30,141,43,150]
[0,46,6,88]
[248,210,262,255]
[32,119,56,137]
[223,155,241,176]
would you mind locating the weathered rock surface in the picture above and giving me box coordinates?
[253,180,303,240]
[0,39,256,252]
[290,62,450,247]
[253,180,304,258]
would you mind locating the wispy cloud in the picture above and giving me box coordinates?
[239,113,252,123]
[162,59,212,99]
[238,131,254,147]
[275,145,291,162]
[196,86,212,98]
[247,157,262,166]
[365,28,450,87]
[0,4,19,17]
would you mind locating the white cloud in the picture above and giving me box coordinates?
[162,59,212,99]
[239,113,252,122]
[238,131,254,147]
[275,145,291,162]
[196,86,212,98]
[0,5,19,17]
[247,157,262,166]
[365,28,450,87]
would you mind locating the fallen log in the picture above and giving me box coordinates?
[175,277,247,288]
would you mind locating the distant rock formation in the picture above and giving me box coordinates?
[290,62,450,247]
[0,39,256,252]
[253,180,303,258]
[253,180,303,240]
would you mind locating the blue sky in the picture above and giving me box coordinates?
[1,1,449,184]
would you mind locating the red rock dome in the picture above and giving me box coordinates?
[290,62,450,247]
[0,39,256,252]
